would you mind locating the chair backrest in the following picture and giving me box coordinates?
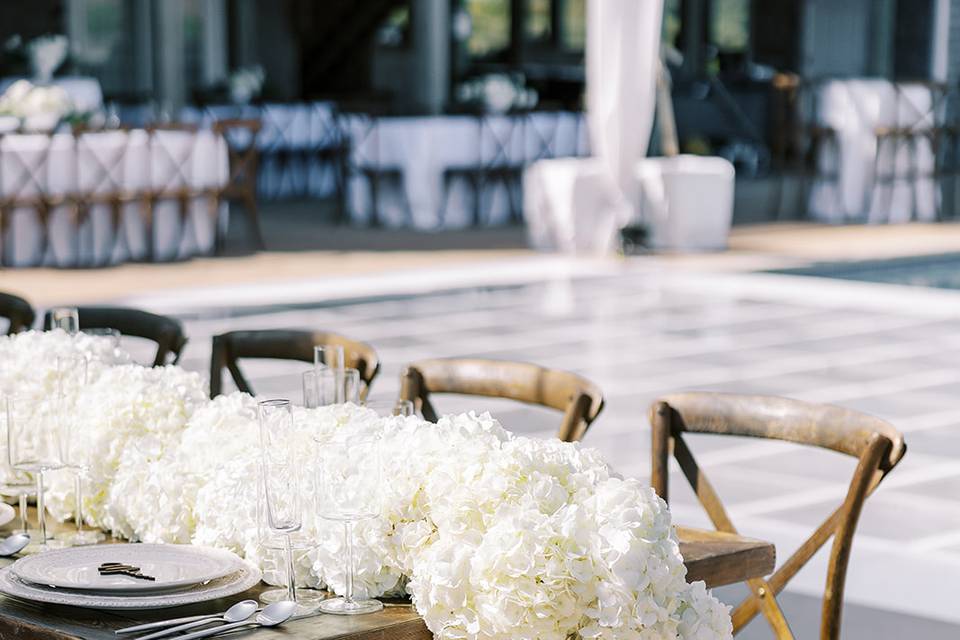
[43,306,187,366]
[209,329,380,399]
[0,292,35,334]
[212,118,261,200]
[399,358,604,442]
[649,392,906,640]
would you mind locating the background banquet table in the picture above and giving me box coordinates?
[344,112,588,229]
[808,79,941,223]
[0,76,104,114]
[1,128,228,267]
[0,512,773,640]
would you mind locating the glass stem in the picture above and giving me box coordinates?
[36,471,46,544]
[344,520,354,604]
[74,472,83,533]
[18,493,27,534]
[284,532,297,603]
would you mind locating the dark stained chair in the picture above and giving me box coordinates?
[209,329,380,399]
[649,392,906,640]
[399,358,604,442]
[43,306,187,366]
[0,292,35,334]
[212,118,264,252]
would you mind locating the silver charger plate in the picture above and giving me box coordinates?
[11,544,246,593]
[0,562,262,610]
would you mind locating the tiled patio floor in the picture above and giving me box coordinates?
[112,259,960,638]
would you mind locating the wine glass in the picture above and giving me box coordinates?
[6,393,65,552]
[303,367,361,407]
[0,411,34,536]
[55,355,103,546]
[49,307,79,334]
[363,399,414,417]
[315,435,382,615]
[258,399,323,614]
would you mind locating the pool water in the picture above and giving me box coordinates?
[770,253,960,290]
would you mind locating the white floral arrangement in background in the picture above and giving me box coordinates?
[228,65,265,105]
[0,80,73,132]
[0,331,732,640]
[456,73,538,114]
[27,34,68,84]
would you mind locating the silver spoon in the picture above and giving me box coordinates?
[134,600,259,640]
[171,601,296,640]
[0,533,30,557]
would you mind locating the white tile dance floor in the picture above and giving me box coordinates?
[129,260,960,637]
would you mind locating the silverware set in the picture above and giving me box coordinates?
[115,600,296,639]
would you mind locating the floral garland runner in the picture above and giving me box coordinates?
[0,331,732,639]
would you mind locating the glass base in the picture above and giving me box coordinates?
[260,587,325,615]
[319,597,384,616]
[55,529,105,546]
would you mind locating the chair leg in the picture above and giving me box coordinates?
[243,190,265,251]
[368,173,381,228]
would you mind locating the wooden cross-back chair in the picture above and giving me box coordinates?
[212,118,264,253]
[400,358,604,442]
[0,292,35,334]
[649,393,906,640]
[43,306,187,366]
[209,329,380,399]
[145,122,200,261]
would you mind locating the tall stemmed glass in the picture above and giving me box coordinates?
[316,435,383,615]
[55,355,102,546]
[314,346,349,402]
[0,413,34,536]
[258,399,322,615]
[6,392,64,552]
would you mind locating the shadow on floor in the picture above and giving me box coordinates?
[222,199,530,254]
[715,584,960,639]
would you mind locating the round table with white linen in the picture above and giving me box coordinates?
[1,128,228,267]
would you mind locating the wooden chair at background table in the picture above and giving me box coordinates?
[209,329,380,399]
[649,392,906,640]
[212,118,264,253]
[145,122,200,262]
[43,306,187,366]
[399,358,604,442]
[71,123,137,267]
[0,292,35,334]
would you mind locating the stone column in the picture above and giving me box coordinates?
[412,0,450,114]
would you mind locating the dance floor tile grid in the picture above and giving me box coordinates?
[151,271,960,634]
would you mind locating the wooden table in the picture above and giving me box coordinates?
[0,515,774,640]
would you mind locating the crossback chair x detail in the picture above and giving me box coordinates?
[209,329,380,399]
[400,358,604,442]
[649,392,906,640]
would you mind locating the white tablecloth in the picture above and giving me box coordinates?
[1,129,227,267]
[180,102,343,200]
[0,76,104,114]
[809,79,940,223]
[344,112,588,229]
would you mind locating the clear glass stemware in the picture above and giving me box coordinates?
[49,307,79,334]
[315,435,383,615]
[55,354,103,546]
[258,399,323,614]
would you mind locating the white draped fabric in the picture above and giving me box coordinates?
[1,130,227,266]
[523,0,663,253]
[809,79,939,223]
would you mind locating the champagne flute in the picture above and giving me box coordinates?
[258,399,323,614]
[55,355,103,546]
[315,434,382,615]
[6,393,64,552]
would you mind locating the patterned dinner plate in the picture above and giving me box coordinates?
[0,561,261,610]
[11,544,247,593]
